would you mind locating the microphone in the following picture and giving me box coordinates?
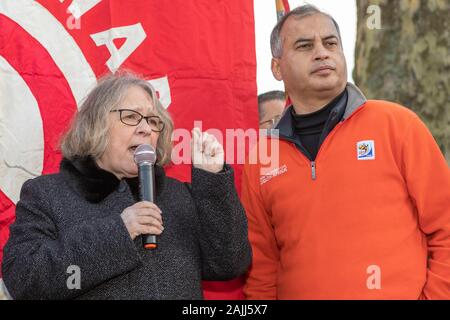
[133,144,158,250]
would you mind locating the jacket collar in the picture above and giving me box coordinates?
[271,83,367,140]
[343,82,367,119]
[60,156,166,203]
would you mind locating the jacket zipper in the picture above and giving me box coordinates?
[311,161,316,180]
[278,103,366,181]
[285,124,343,181]
[309,104,368,180]
[308,122,344,181]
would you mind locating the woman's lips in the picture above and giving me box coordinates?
[129,146,138,153]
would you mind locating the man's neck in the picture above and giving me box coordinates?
[290,87,347,115]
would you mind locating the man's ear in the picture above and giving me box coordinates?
[271,58,283,81]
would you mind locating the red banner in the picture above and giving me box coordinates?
[0,0,257,299]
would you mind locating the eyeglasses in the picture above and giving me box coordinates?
[110,109,165,132]
[259,115,282,128]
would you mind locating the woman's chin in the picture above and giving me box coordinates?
[124,169,138,179]
[114,164,138,180]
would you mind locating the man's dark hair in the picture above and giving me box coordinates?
[258,90,285,120]
[270,4,343,58]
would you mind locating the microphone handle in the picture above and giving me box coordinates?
[139,163,157,250]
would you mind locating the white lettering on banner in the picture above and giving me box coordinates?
[91,23,147,73]
[0,0,170,206]
[66,0,102,19]
[148,76,172,109]
[66,7,81,30]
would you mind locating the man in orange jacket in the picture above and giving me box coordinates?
[242,4,450,299]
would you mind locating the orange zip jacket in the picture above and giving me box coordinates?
[242,84,450,299]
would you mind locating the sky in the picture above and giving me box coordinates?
[254,0,357,94]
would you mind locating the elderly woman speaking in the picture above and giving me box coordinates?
[2,72,251,299]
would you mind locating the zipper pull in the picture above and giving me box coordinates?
[311,161,316,180]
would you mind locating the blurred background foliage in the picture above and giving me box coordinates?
[354,0,449,163]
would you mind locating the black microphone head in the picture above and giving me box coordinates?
[134,144,157,165]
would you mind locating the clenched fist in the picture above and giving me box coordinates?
[191,127,224,173]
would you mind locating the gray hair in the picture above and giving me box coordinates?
[270,4,342,58]
[258,90,285,120]
[60,71,174,166]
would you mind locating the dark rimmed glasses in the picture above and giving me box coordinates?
[111,109,165,132]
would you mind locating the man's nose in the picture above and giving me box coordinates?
[313,42,329,61]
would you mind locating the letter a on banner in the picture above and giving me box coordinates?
[91,23,146,73]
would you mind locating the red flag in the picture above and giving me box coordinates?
[0,0,258,299]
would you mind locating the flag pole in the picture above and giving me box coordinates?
[275,0,291,105]
[275,0,290,21]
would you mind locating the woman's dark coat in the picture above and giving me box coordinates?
[2,157,251,299]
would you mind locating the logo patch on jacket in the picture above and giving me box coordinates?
[260,165,288,185]
[357,140,375,160]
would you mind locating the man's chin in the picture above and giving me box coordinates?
[311,78,345,93]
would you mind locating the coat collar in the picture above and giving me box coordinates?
[60,156,166,203]
[270,82,367,140]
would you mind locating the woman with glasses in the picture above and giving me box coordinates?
[2,72,251,299]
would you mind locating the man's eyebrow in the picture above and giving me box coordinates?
[294,34,339,45]
[322,35,339,41]
[294,37,314,44]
